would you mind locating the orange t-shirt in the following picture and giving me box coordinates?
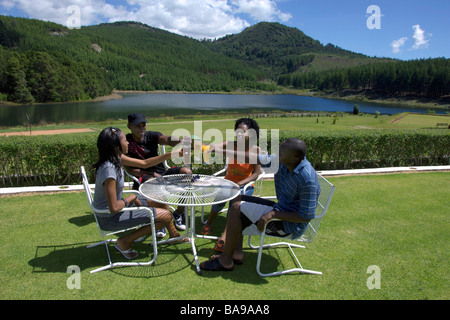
[224,162,254,184]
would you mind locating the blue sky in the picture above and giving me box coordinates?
[1,0,448,60]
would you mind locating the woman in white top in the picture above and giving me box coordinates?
[93,127,188,260]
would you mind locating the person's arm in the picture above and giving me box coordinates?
[121,150,181,169]
[256,181,318,231]
[210,142,255,161]
[104,178,141,214]
[204,140,228,153]
[256,210,311,232]
[215,147,272,168]
[158,134,182,147]
[237,164,261,187]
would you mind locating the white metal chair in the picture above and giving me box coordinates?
[81,166,158,274]
[248,173,335,276]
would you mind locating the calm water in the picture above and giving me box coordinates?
[1,93,448,127]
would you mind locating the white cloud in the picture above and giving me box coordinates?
[412,24,430,49]
[1,0,128,26]
[391,37,408,54]
[232,0,292,22]
[0,0,292,39]
[390,25,432,54]
[112,0,250,39]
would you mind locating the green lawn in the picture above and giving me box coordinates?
[0,172,448,300]
[2,112,449,136]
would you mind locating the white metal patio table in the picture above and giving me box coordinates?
[139,174,240,274]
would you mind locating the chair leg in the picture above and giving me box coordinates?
[87,238,116,248]
[252,235,322,277]
[88,229,158,274]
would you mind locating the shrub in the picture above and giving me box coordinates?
[0,129,449,187]
[0,133,97,187]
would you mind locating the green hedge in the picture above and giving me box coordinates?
[0,133,98,187]
[0,129,449,187]
[282,129,450,170]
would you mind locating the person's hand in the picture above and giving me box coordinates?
[256,211,274,232]
[131,196,142,207]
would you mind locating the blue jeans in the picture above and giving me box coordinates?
[211,185,254,213]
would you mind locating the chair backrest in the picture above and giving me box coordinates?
[298,173,335,243]
[81,166,95,210]
[81,166,109,213]
[81,166,119,237]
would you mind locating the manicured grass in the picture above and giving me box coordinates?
[0,172,448,300]
[2,112,449,136]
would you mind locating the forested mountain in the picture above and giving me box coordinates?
[278,57,450,99]
[0,16,274,103]
[0,17,112,103]
[0,16,448,103]
[204,22,379,78]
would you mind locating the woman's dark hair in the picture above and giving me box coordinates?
[93,127,123,175]
[234,118,260,139]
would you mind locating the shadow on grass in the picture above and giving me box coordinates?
[28,240,194,278]
[31,211,301,283]
[68,212,96,227]
[28,238,293,284]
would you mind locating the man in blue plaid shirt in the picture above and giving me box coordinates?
[201,138,321,272]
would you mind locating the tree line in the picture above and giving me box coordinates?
[278,58,450,99]
[0,17,276,103]
[0,47,112,103]
[1,16,448,103]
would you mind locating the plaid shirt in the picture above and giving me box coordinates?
[259,155,321,239]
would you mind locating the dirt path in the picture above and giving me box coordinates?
[390,113,409,124]
[0,128,97,136]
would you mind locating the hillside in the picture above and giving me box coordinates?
[205,22,382,78]
[1,16,447,104]
[0,16,275,103]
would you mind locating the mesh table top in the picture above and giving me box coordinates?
[139,174,240,207]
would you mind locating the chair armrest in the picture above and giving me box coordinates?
[212,166,227,176]
[124,169,141,185]
[121,206,153,213]
[122,190,141,195]
[242,179,256,193]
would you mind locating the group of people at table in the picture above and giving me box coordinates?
[93,113,321,272]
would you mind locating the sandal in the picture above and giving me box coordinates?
[201,225,212,235]
[114,244,138,260]
[167,237,190,245]
[213,240,225,252]
[211,254,243,265]
[200,257,233,272]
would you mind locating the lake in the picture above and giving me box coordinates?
[1,93,448,127]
